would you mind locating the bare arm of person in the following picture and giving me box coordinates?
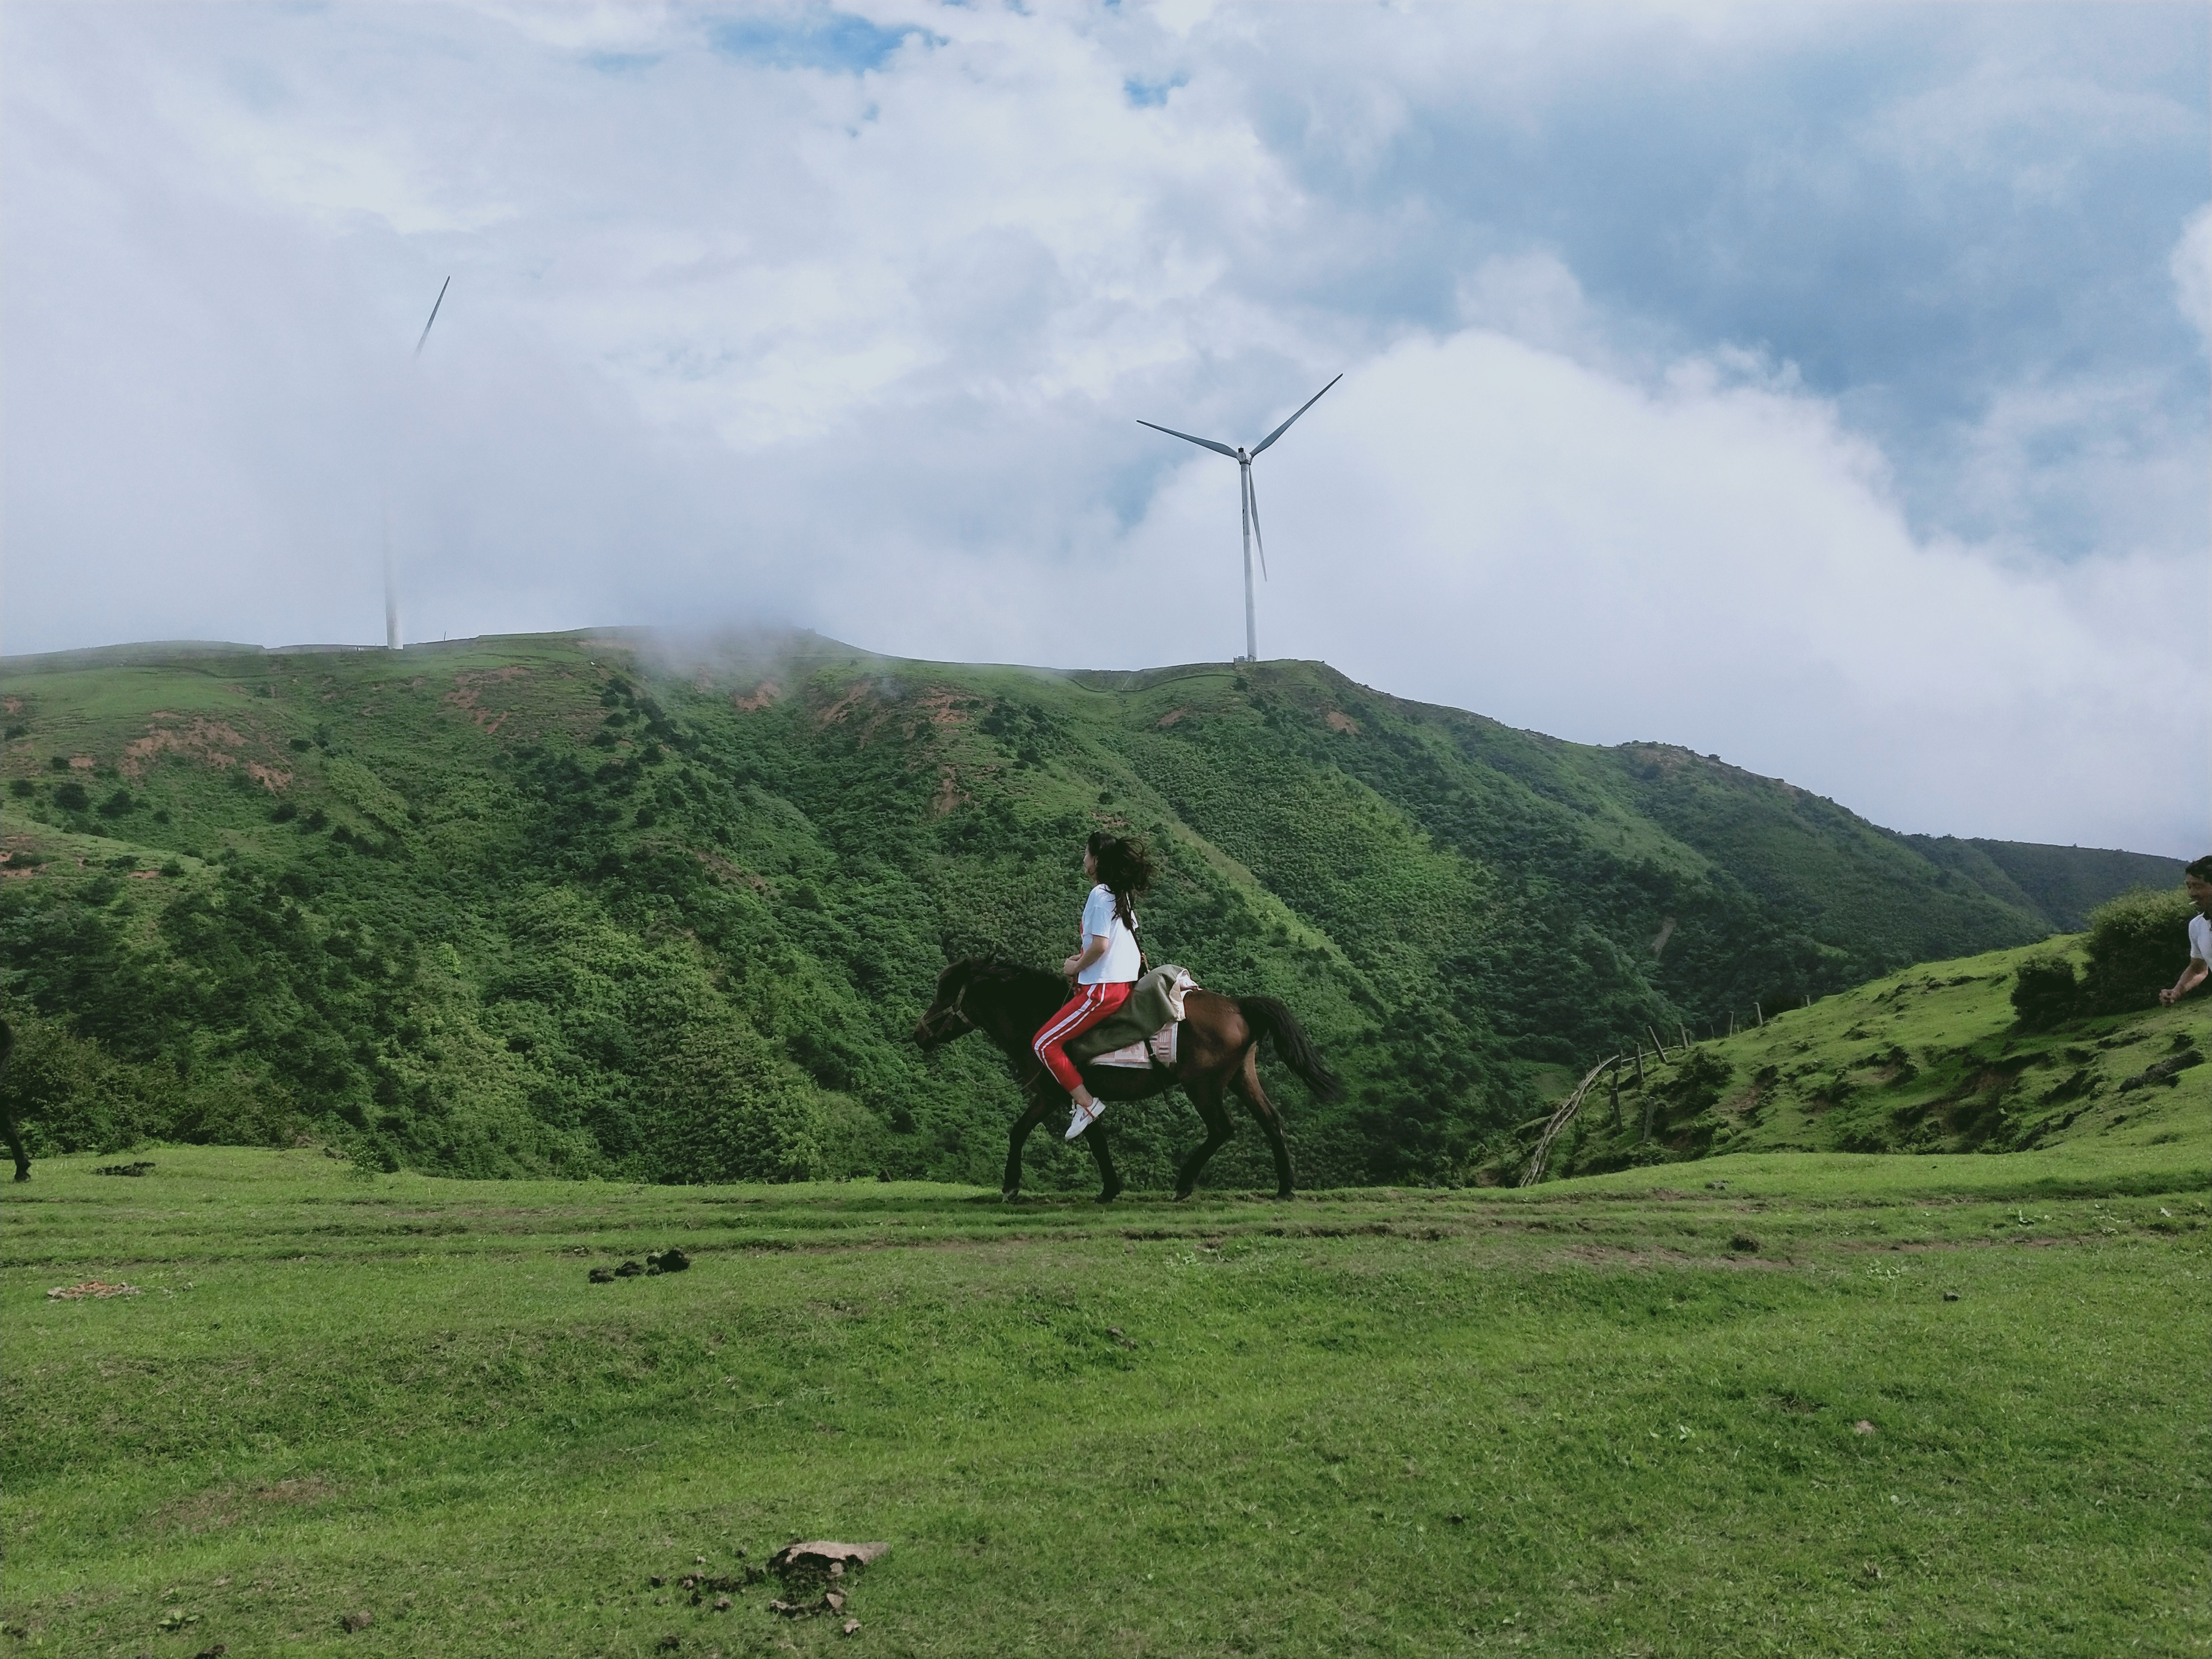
[1063,934,1109,981]
[2160,959,2209,1006]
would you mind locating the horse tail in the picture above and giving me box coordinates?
[1236,997,1345,1103]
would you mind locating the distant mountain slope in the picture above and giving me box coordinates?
[0,629,2183,1189]
[1895,835,2186,931]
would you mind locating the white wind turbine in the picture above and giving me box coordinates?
[1139,373,1341,662]
[384,276,450,650]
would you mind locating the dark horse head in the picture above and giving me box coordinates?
[911,957,1065,1058]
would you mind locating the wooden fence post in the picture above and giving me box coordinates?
[1754,1002,1763,1026]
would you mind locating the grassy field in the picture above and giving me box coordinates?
[1542,934,2210,1175]
[6,1124,2207,1658]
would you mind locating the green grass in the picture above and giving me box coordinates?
[1546,935,2211,1176]
[7,1141,2207,1657]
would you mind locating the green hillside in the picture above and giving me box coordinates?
[0,629,2185,1190]
[1527,926,2206,1182]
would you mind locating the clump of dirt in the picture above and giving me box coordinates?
[48,1280,140,1300]
[94,1161,156,1177]
[2119,1051,2203,1094]
[589,1247,691,1283]
[766,1541,889,1619]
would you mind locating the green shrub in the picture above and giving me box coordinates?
[2009,953,2080,1030]
[2081,888,2194,1013]
[0,1008,156,1155]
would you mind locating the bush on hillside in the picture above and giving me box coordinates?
[0,1006,305,1159]
[2080,888,2194,1013]
[2009,954,2080,1031]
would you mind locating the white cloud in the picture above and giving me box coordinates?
[1103,329,2203,854]
[1,1,2204,854]
[2176,204,2212,353]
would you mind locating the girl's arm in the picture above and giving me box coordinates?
[1062,934,1110,981]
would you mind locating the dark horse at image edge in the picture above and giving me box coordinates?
[911,958,1343,1201]
[0,1019,26,1180]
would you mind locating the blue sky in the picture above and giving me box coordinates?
[3,2,2206,853]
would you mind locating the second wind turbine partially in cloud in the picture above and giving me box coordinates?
[1139,373,1340,662]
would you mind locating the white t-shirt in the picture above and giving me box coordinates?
[2191,911,2211,967]
[1078,883,1142,985]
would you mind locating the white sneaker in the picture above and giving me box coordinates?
[1064,1098,1105,1140]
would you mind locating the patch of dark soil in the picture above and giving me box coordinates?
[2120,1052,2202,1093]
[589,1249,691,1282]
[93,1161,156,1178]
[764,1541,889,1620]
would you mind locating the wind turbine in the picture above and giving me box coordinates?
[1139,373,1340,662]
[385,276,450,650]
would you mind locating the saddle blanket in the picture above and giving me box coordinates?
[1089,1022,1178,1070]
[1065,964,1197,1071]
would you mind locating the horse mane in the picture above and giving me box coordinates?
[949,957,1068,1027]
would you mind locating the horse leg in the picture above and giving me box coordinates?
[1173,1078,1235,1202]
[1002,1087,1057,1200]
[1230,1050,1296,1199]
[1084,1117,1124,1204]
[0,1021,22,1182]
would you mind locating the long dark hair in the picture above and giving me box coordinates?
[1087,832,1153,933]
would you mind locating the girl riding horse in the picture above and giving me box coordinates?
[1033,832,1151,1141]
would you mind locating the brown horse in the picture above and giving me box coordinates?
[910,959,1342,1202]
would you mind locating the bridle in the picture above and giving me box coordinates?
[914,975,977,1047]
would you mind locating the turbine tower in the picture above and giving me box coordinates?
[387,276,451,650]
[1139,373,1340,662]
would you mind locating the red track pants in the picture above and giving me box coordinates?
[1033,980,1132,1092]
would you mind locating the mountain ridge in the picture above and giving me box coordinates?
[0,628,2184,1190]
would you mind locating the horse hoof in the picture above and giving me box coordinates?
[1000,1190,1020,1203]
[1172,1188,1194,1202]
[1094,1189,1120,1205]
[11,1168,26,1183]
[1274,1188,1294,1200]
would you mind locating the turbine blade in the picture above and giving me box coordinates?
[414,275,451,358]
[1246,469,1268,580]
[1137,419,1242,460]
[1249,372,1343,456]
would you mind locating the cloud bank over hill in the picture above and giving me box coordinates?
[3,2,2205,853]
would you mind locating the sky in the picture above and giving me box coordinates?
[3,1,2206,855]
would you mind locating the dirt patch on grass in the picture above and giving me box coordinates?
[154,1475,337,1536]
[1155,707,1190,728]
[812,685,870,729]
[445,667,530,733]
[928,767,966,817]
[1558,1244,1795,1271]
[732,680,782,712]
[120,718,258,781]
[692,850,770,892]
[1324,710,1359,734]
